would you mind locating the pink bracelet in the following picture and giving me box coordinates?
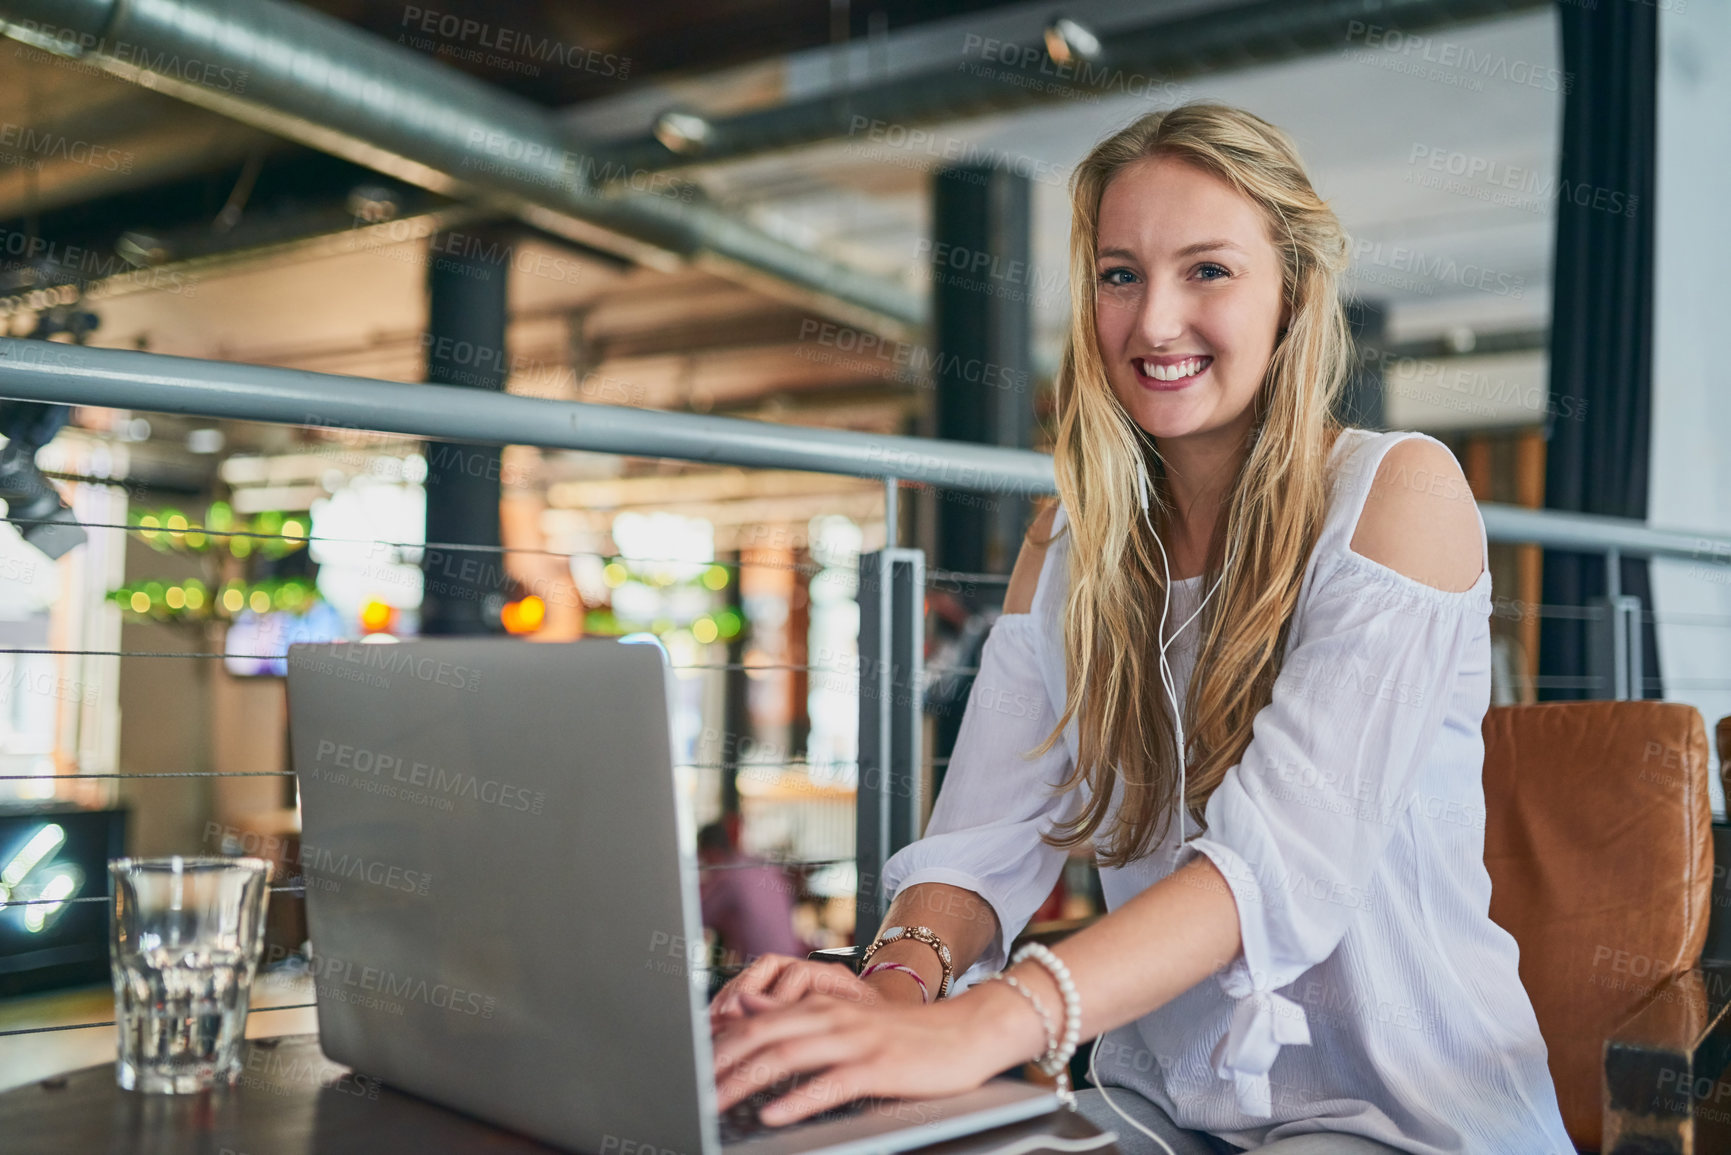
[860,961,930,1003]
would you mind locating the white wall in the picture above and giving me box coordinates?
[1650,0,1731,815]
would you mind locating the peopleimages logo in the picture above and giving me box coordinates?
[1349,237,1526,299]
[399,5,630,79]
[293,641,482,691]
[844,116,1068,188]
[0,663,98,709]
[310,739,547,815]
[309,952,496,1018]
[796,319,1031,393]
[1406,144,1638,219]
[201,821,433,896]
[6,19,251,93]
[299,842,432,896]
[1342,21,1572,94]
[235,1046,382,1100]
[0,122,133,173]
[0,225,197,297]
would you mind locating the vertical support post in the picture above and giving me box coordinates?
[854,545,925,947]
[884,477,898,549]
[932,164,1033,582]
[421,225,511,635]
[788,544,813,775]
[1587,549,1643,699]
[720,548,749,824]
[1339,298,1388,430]
[931,163,1032,799]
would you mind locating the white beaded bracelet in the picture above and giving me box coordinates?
[983,968,1074,1110]
[985,973,1055,1055]
[1011,942,1081,1077]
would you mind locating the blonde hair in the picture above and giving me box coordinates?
[1027,103,1355,869]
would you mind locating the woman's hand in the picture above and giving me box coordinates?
[709,955,893,1030]
[710,983,1034,1126]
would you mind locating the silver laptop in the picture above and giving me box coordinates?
[286,637,1059,1155]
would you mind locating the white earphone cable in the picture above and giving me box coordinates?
[1091,456,1232,1153]
[1087,1033,1178,1155]
[974,1127,1121,1155]
[1137,463,1184,845]
[1134,456,1228,871]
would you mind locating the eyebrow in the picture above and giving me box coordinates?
[1096,239,1248,262]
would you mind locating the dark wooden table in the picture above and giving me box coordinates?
[0,1034,1121,1155]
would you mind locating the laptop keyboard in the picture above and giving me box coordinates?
[717,1080,871,1144]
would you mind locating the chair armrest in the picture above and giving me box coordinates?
[1603,961,1731,1153]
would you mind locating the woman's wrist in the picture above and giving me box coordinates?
[860,962,928,1006]
[860,940,942,1005]
[952,970,1053,1066]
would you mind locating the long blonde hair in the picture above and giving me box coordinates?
[1028,103,1355,869]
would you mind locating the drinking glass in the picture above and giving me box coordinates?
[108,856,271,1093]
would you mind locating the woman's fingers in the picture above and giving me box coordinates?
[711,994,848,1085]
[709,954,796,1021]
[709,983,1006,1130]
[715,990,780,1028]
[712,958,873,1027]
[757,1064,876,1127]
[712,999,837,1081]
[715,959,786,1018]
[714,1024,869,1113]
[767,961,874,1006]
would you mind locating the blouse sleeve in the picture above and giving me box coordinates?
[1175,545,1491,1117]
[879,612,1083,993]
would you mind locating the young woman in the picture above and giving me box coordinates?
[708,104,1574,1154]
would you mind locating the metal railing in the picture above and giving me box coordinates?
[0,335,1729,1033]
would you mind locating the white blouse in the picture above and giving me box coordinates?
[881,429,1576,1154]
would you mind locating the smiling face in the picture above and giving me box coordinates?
[1094,154,1288,447]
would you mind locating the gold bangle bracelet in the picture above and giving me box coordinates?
[860,925,954,999]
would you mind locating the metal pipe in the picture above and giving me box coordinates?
[2,338,1729,564]
[0,338,1055,495]
[1475,506,1729,566]
[0,0,922,336]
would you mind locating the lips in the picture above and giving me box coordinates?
[1133,355,1212,388]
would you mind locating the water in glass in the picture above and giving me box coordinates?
[108,857,271,1093]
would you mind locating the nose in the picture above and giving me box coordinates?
[1134,277,1186,350]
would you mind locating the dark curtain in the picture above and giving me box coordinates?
[1539,1,1661,700]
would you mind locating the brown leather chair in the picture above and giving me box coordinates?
[1483,701,1728,1154]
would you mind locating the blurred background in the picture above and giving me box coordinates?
[0,0,1725,1088]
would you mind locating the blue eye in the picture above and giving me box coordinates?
[1097,268,1137,287]
[1195,262,1230,280]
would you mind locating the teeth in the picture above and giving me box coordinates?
[1141,357,1207,382]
